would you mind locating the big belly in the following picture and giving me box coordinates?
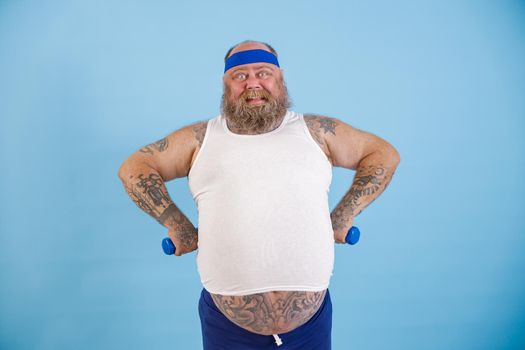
[209,289,327,335]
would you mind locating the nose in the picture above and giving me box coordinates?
[245,74,262,90]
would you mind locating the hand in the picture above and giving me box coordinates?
[333,220,353,244]
[167,226,198,256]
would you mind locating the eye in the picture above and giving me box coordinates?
[234,72,247,81]
[257,70,270,79]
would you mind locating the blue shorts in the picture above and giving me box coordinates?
[198,288,332,349]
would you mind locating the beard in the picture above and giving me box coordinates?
[221,80,291,135]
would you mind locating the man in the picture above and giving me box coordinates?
[118,40,400,349]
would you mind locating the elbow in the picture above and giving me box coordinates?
[118,160,129,182]
[381,143,400,168]
[118,156,135,182]
[118,153,157,181]
[390,146,401,167]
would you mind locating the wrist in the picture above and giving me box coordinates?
[330,214,353,232]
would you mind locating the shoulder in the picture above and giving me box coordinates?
[137,118,211,180]
[303,114,339,143]
[303,114,345,165]
[182,119,210,168]
[164,119,209,147]
[185,119,209,148]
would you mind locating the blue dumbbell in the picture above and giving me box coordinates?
[162,226,360,255]
[345,226,361,245]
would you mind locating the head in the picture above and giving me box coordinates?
[221,40,291,133]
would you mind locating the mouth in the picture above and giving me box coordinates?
[245,97,267,105]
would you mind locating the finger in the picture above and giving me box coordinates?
[173,242,183,256]
[335,232,345,243]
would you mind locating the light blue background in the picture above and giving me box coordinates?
[1,0,524,349]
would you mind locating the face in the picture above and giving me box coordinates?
[225,63,283,105]
[221,44,291,134]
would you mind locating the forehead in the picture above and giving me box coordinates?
[229,42,272,57]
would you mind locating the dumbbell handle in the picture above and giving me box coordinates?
[161,226,360,255]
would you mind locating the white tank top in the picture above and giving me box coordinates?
[188,110,334,295]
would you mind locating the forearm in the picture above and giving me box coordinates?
[330,149,399,231]
[118,157,198,250]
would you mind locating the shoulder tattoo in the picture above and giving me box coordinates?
[304,114,338,147]
[192,121,208,147]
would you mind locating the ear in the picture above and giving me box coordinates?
[278,68,285,81]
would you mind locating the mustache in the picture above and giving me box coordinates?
[239,89,273,103]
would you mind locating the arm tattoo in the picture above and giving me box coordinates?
[124,173,171,221]
[331,164,395,231]
[210,290,326,334]
[304,114,337,147]
[139,137,169,155]
[123,173,197,248]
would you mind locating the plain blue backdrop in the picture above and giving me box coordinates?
[1,0,524,349]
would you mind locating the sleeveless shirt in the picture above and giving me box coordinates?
[188,110,334,295]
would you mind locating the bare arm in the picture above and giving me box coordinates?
[305,115,400,243]
[118,121,207,255]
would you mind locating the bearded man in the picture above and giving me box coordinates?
[118,40,400,349]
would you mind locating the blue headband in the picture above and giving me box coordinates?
[224,49,280,73]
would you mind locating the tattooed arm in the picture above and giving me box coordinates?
[304,115,400,243]
[118,121,208,255]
